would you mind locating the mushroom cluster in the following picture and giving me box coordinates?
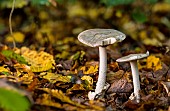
[77,28,149,103]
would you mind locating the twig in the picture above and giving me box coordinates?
[9,0,16,48]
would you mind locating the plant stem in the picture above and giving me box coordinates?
[9,0,16,48]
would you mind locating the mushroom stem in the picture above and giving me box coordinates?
[130,60,140,103]
[95,46,107,94]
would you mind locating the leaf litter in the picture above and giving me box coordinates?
[0,0,170,111]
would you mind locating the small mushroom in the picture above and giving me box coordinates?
[116,51,149,103]
[78,29,126,100]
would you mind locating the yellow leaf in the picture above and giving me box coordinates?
[39,88,87,108]
[39,11,49,20]
[146,55,162,71]
[152,3,170,13]
[67,3,86,18]
[81,76,93,86]
[39,72,70,83]
[87,8,99,19]
[66,84,85,95]
[139,30,147,40]
[15,47,55,72]
[14,64,34,84]
[0,66,9,72]
[80,65,98,74]
[37,94,62,108]
[104,7,114,19]
[36,28,55,45]
[81,75,93,90]
[5,32,25,43]
[86,65,98,74]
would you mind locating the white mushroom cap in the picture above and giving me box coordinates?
[78,29,126,47]
[116,51,149,62]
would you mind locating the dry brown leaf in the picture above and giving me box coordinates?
[107,78,132,93]
[160,81,170,96]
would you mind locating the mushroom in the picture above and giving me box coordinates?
[78,29,126,100]
[116,51,149,103]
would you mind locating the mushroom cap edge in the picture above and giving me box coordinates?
[116,51,149,62]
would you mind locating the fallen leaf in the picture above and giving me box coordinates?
[107,78,133,93]
[66,84,85,95]
[1,50,27,64]
[14,64,34,84]
[146,55,162,71]
[160,81,170,96]
[80,65,98,74]
[5,32,25,43]
[39,72,71,83]
[36,93,62,109]
[0,88,31,111]
[15,47,55,72]
[152,3,170,13]
[81,75,93,90]
[0,66,10,74]
[38,88,87,108]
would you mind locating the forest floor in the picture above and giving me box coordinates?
[0,1,170,111]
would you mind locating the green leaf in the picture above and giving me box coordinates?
[1,50,28,64]
[0,88,30,111]
[100,0,134,6]
[0,0,28,8]
[165,0,170,3]
[132,10,148,23]
[30,0,50,6]
[144,0,158,4]
[1,71,9,76]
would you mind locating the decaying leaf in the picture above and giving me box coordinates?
[70,51,86,64]
[66,84,85,95]
[139,27,165,46]
[81,75,93,85]
[0,66,10,75]
[36,93,62,109]
[152,3,170,13]
[107,70,125,83]
[146,55,162,71]
[14,64,34,84]
[39,72,71,83]
[109,62,119,71]
[160,81,170,96]
[81,75,93,90]
[35,28,55,45]
[80,65,98,74]
[38,88,87,108]
[107,77,133,93]
[15,47,55,72]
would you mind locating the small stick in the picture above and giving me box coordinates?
[9,0,16,48]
